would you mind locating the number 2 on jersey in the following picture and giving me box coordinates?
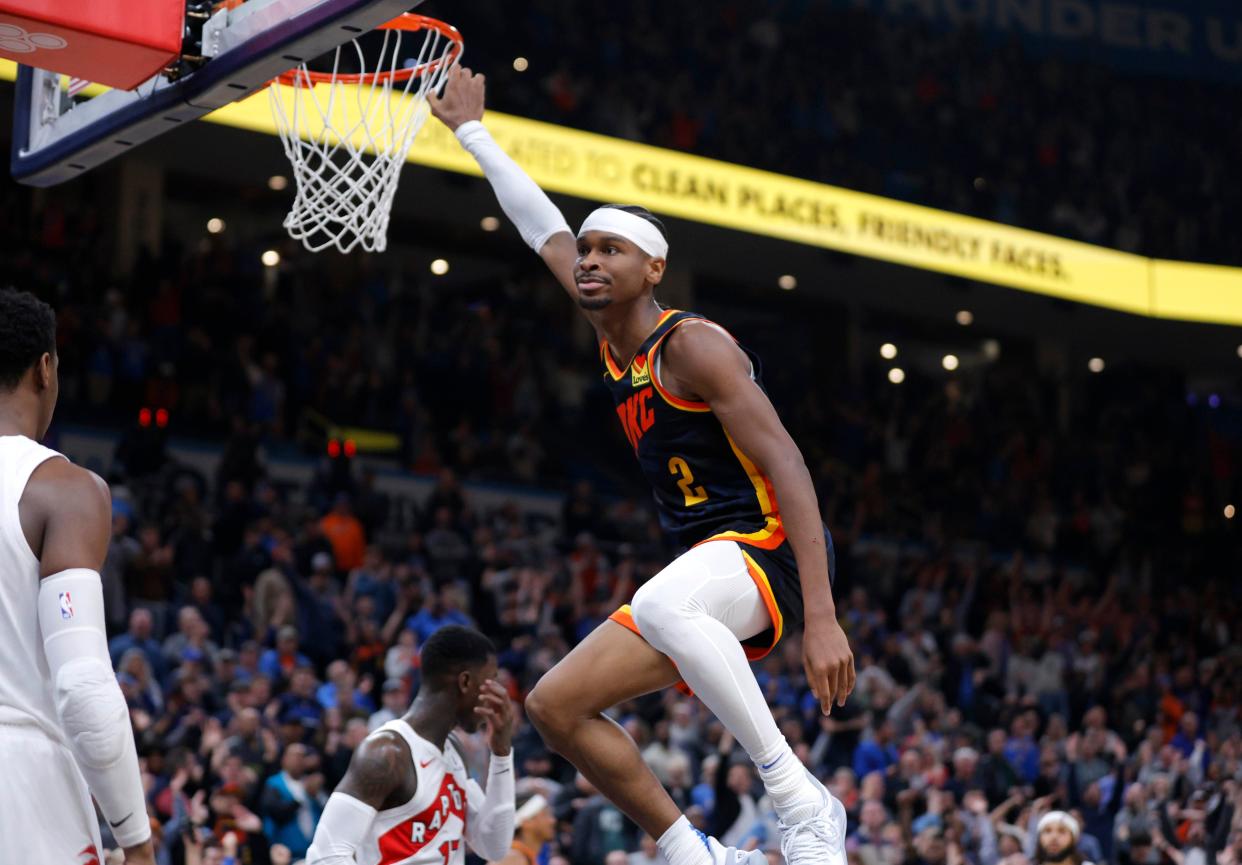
[668,456,709,506]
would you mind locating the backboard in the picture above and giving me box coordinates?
[11,0,420,186]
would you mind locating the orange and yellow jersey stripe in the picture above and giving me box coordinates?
[601,309,785,550]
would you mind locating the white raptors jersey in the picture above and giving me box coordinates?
[0,435,68,741]
[359,720,474,865]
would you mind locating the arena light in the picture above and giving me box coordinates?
[1088,357,1105,373]
[956,309,973,326]
[1226,504,1236,520]
[880,343,898,360]
[261,249,280,267]
[1209,393,1221,408]
[480,216,501,232]
[513,56,529,72]
[327,439,341,458]
[430,258,450,275]
[888,367,905,384]
[942,354,960,371]
[155,408,169,428]
[206,217,225,234]
[982,339,1001,360]
[778,274,797,290]
[268,175,288,191]
[138,407,152,428]
[1237,344,1242,359]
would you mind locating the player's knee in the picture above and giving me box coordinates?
[55,657,130,769]
[526,676,577,745]
[631,582,692,647]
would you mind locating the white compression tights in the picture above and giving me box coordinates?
[630,541,816,820]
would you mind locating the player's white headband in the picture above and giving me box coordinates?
[578,207,669,259]
[1037,811,1080,841]
[515,794,549,827]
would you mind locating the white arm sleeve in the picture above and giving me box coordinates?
[464,752,516,861]
[306,793,378,865]
[454,121,572,252]
[38,569,150,848]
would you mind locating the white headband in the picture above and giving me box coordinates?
[1037,811,1080,841]
[515,794,549,827]
[578,207,669,259]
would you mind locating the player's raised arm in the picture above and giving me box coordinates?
[306,732,410,864]
[462,680,517,860]
[27,459,156,865]
[429,66,578,298]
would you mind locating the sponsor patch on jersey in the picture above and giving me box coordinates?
[631,355,651,387]
[59,591,74,620]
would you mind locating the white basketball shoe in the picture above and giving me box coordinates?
[695,828,769,864]
[777,770,848,865]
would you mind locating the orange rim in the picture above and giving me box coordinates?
[276,14,462,86]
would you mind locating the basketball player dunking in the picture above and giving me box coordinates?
[306,625,517,864]
[431,68,856,865]
[0,289,154,865]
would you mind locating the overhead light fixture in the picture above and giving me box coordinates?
[982,339,1000,360]
[480,216,501,232]
[888,367,905,384]
[513,56,529,72]
[1088,357,1105,373]
[1226,504,1236,520]
[430,258,450,275]
[942,354,959,371]
[267,175,288,191]
[261,249,280,267]
[955,309,973,326]
[778,274,797,290]
[206,217,225,234]
[880,343,897,360]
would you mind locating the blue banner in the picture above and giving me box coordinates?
[839,0,1242,83]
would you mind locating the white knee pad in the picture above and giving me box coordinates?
[55,657,130,769]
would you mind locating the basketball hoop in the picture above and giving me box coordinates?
[268,13,462,253]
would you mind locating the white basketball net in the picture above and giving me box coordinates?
[268,22,459,253]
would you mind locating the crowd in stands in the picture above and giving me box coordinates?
[439,0,1241,266]
[24,240,1230,864]
[3,16,1240,858]
[87,400,1241,865]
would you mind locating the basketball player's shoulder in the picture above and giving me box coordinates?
[339,728,413,806]
[23,456,109,516]
[661,317,749,379]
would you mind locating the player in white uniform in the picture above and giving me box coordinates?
[0,289,154,865]
[306,625,517,865]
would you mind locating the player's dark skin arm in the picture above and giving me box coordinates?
[20,459,111,577]
[336,732,417,811]
[659,322,857,714]
[16,456,159,865]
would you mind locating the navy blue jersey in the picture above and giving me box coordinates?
[601,309,784,552]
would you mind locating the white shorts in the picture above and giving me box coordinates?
[0,724,103,865]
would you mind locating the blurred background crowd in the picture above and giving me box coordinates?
[16,219,1236,864]
[440,0,1240,266]
[3,1,1241,864]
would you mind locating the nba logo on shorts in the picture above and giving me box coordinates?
[59,591,74,620]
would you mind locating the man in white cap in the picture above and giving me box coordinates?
[431,67,854,865]
[492,792,557,865]
[1036,811,1093,865]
